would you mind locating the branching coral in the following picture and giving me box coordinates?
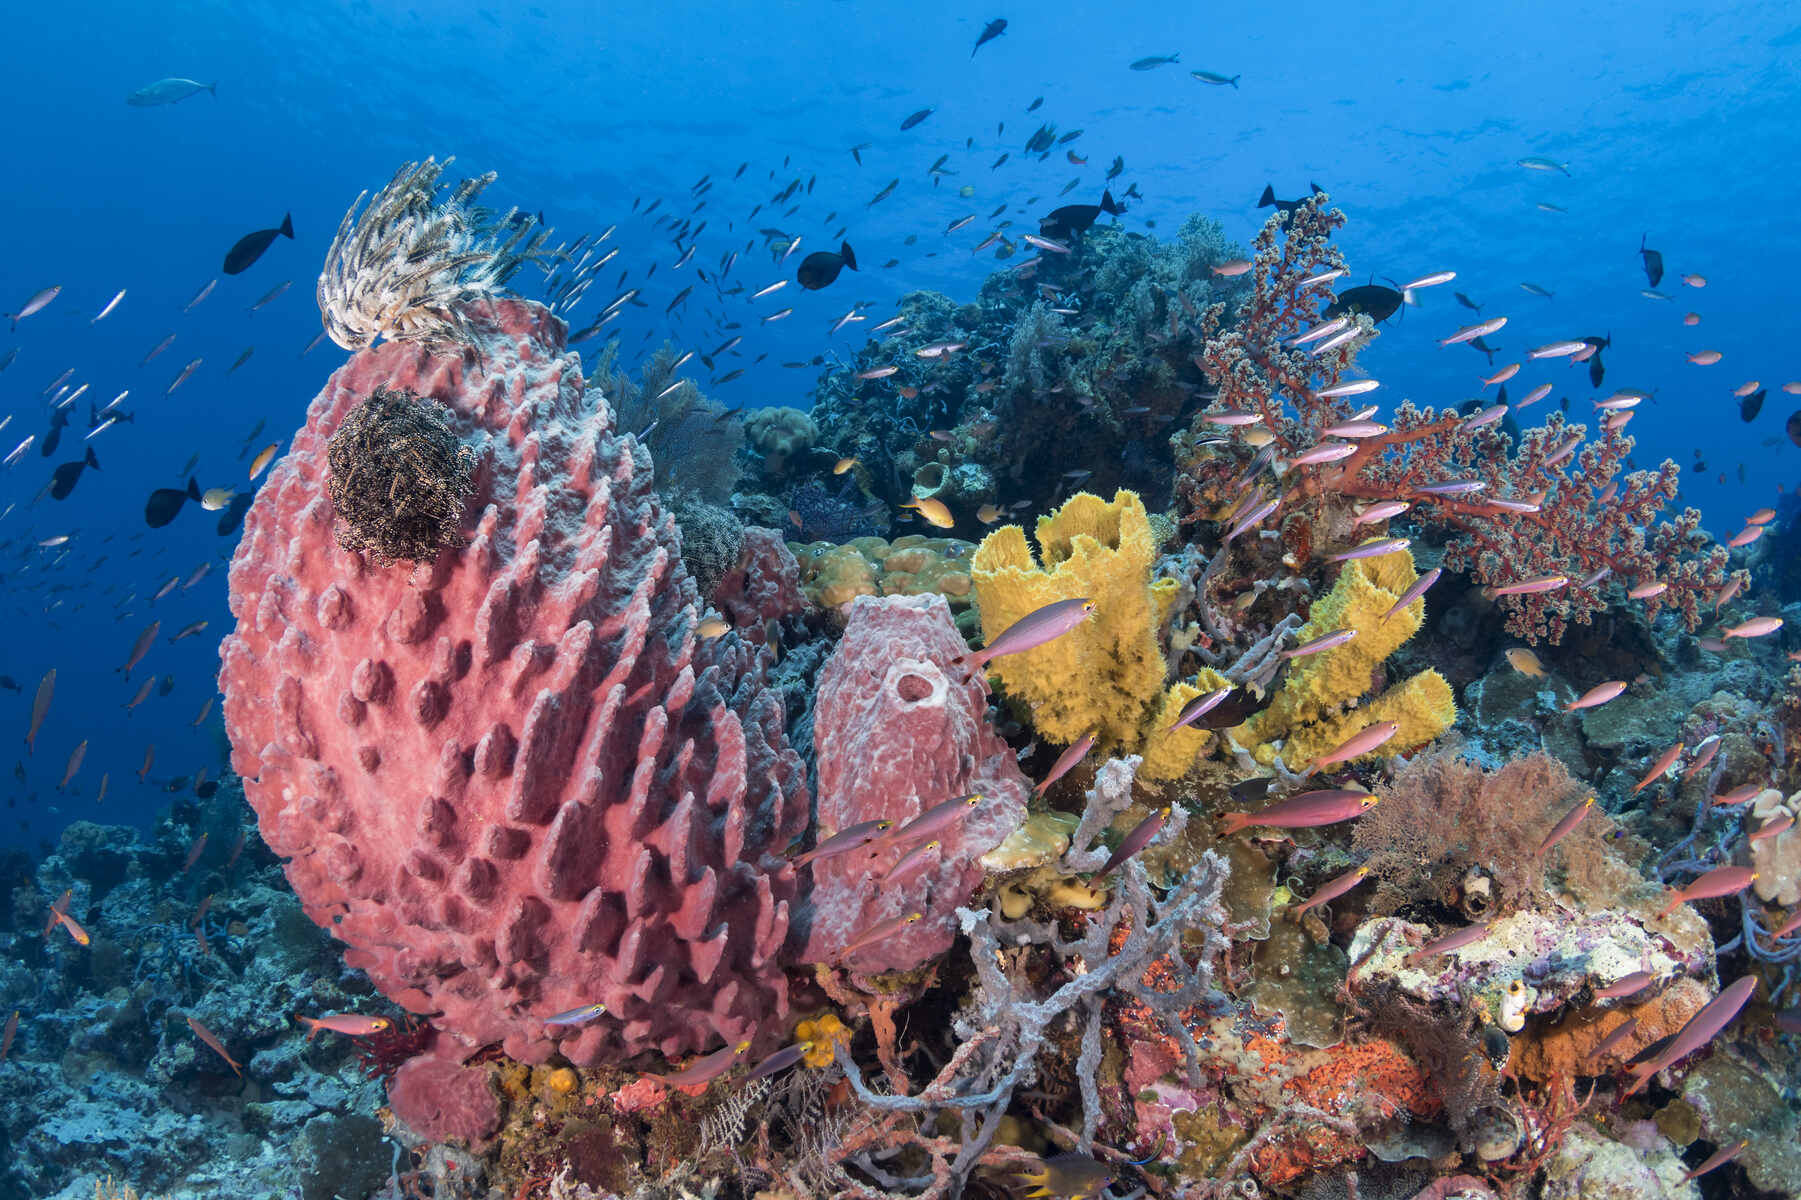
[1188,193,1744,644]
[318,157,550,351]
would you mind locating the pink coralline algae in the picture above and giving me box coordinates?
[1190,196,1742,644]
[219,298,809,1065]
[801,594,1029,974]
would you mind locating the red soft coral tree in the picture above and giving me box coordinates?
[1189,196,1743,644]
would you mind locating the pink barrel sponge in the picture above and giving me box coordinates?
[219,298,808,1065]
[386,1055,503,1147]
[801,594,1028,974]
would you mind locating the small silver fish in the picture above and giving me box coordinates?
[126,78,217,106]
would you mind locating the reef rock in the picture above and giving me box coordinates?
[219,298,809,1065]
[802,593,1028,973]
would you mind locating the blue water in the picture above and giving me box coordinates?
[3,2,1797,843]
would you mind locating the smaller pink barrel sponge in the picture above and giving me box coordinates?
[802,594,1028,974]
[386,1056,502,1147]
[219,298,808,1065]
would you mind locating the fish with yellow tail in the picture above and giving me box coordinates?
[958,597,1095,673]
[789,819,893,869]
[1311,721,1401,768]
[1294,865,1370,916]
[1091,806,1171,881]
[1656,864,1757,918]
[1218,788,1378,837]
[1534,795,1595,859]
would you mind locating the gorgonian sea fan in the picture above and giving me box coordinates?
[317,156,548,351]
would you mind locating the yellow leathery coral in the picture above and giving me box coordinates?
[796,1013,851,1068]
[1233,546,1455,768]
[970,490,1213,780]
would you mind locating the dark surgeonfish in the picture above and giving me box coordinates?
[1638,234,1663,288]
[1325,283,1403,324]
[1258,181,1327,216]
[972,18,1006,55]
[1039,190,1125,240]
[223,213,294,275]
[1468,334,1500,365]
[216,490,255,536]
[1788,409,1801,448]
[1739,388,1766,423]
[41,407,70,457]
[145,477,202,528]
[49,448,99,500]
[1581,334,1609,388]
[797,241,858,290]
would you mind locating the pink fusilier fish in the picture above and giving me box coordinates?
[1594,394,1642,410]
[1353,500,1410,525]
[1022,233,1072,254]
[1714,574,1746,610]
[1632,742,1684,794]
[1314,378,1380,399]
[1218,788,1379,836]
[1321,419,1389,438]
[1460,404,1509,431]
[1380,568,1441,623]
[24,668,54,755]
[1588,1017,1640,1061]
[296,1013,394,1041]
[962,597,1095,671]
[1034,732,1096,795]
[186,1015,243,1077]
[745,1040,812,1081]
[1401,270,1456,290]
[1402,920,1495,967]
[1746,507,1776,525]
[886,792,983,844]
[838,911,924,961]
[1535,795,1595,859]
[656,1040,751,1087]
[1309,326,1362,357]
[1415,478,1485,496]
[1092,806,1172,880]
[1710,782,1763,807]
[880,838,942,884]
[1203,409,1265,426]
[1480,362,1520,386]
[1543,433,1584,466]
[1225,498,1280,542]
[1564,680,1626,711]
[1751,814,1793,842]
[1627,581,1667,600]
[790,819,893,869]
[1682,735,1722,779]
[1210,259,1253,276]
[1656,865,1758,918]
[1289,441,1354,464]
[1284,628,1357,659]
[1528,340,1588,359]
[1488,574,1568,598]
[58,740,86,790]
[1603,411,1633,431]
[1167,687,1234,731]
[123,676,155,713]
[1579,566,1612,587]
[1328,537,1410,562]
[1680,1139,1749,1183]
[1486,498,1541,514]
[1515,382,1554,409]
[1291,316,1348,346]
[1294,865,1370,915]
[1440,315,1507,346]
[1313,721,1402,768]
[120,619,160,677]
[542,1002,608,1030]
[1624,975,1756,1095]
[855,364,898,379]
[1727,525,1764,548]
[1593,971,1655,1000]
[1686,349,1722,365]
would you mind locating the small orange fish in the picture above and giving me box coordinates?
[976,503,1003,523]
[1504,647,1544,677]
[832,456,858,475]
[185,1015,242,1077]
[901,496,955,529]
[46,890,90,945]
[296,1013,394,1041]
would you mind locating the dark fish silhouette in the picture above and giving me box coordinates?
[222,213,294,275]
[797,241,857,290]
[1468,335,1500,365]
[1455,292,1482,311]
[1229,777,1274,806]
[1105,155,1124,180]
[1638,234,1663,288]
[145,477,202,528]
[1788,409,1801,448]
[1039,190,1125,240]
[1325,284,1403,324]
[1580,334,1609,388]
[1739,388,1765,423]
[0,676,18,692]
[49,448,99,500]
[41,407,70,457]
[159,674,176,697]
[217,490,255,536]
[972,18,1006,55]
[1027,95,1044,112]
[1257,181,1326,216]
[900,108,935,131]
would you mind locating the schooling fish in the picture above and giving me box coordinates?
[1295,865,1370,915]
[185,1015,243,1077]
[797,241,857,290]
[24,669,54,755]
[1257,182,1326,216]
[5,285,60,330]
[222,212,294,275]
[1313,721,1402,767]
[1034,733,1096,795]
[216,491,254,536]
[838,911,924,962]
[971,17,1006,55]
[1093,806,1171,881]
[1656,865,1758,918]
[960,598,1095,671]
[1624,975,1756,1095]
[48,447,99,500]
[900,107,935,131]
[296,1013,393,1041]
[886,793,983,845]
[1403,920,1495,967]
[145,477,203,528]
[1218,788,1378,836]
[1129,53,1180,70]
[1038,190,1125,241]
[1535,795,1595,858]
[746,1040,812,1081]
[127,77,216,105]
[789,819,894,869]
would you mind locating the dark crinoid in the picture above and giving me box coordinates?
[326,385,476,565]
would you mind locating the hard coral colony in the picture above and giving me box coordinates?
[7,112,1799,1200]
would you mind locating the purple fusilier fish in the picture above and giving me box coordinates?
[1656,864,1758,918]
[1353,500,1410,526]
[1487,573,1568,597]
[1403,920,1495,967]
[1416,478,1485,496]
[542,1002,608,1031]
[1312,720,1401,767]
[1381,567,1441,623]
[1328,537,1409,562]
[1288,441,1358,467]
[745,1041,811,1081]
[1284,628,1357,659]
[884,793,983,844]
[1167,687,1233,731]
[1092,806,1171,881]
[1226,497,1281,542]
[962,597,1095,671]
[1624,975,1757,1095]
[1593,971,1654,1000]
[879,838,942,884]
[1680,1139,1749,1183]
[1034,733,1095,795]
[1294,865,1369,915]
[1534,795,1595,858]
[789,819,892,869]
[655,1040,750,1087]
[1587,1016,1639,1061]
[1218,788,1378,836]
[838,911,924,962]
[1564,680,1626,711]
